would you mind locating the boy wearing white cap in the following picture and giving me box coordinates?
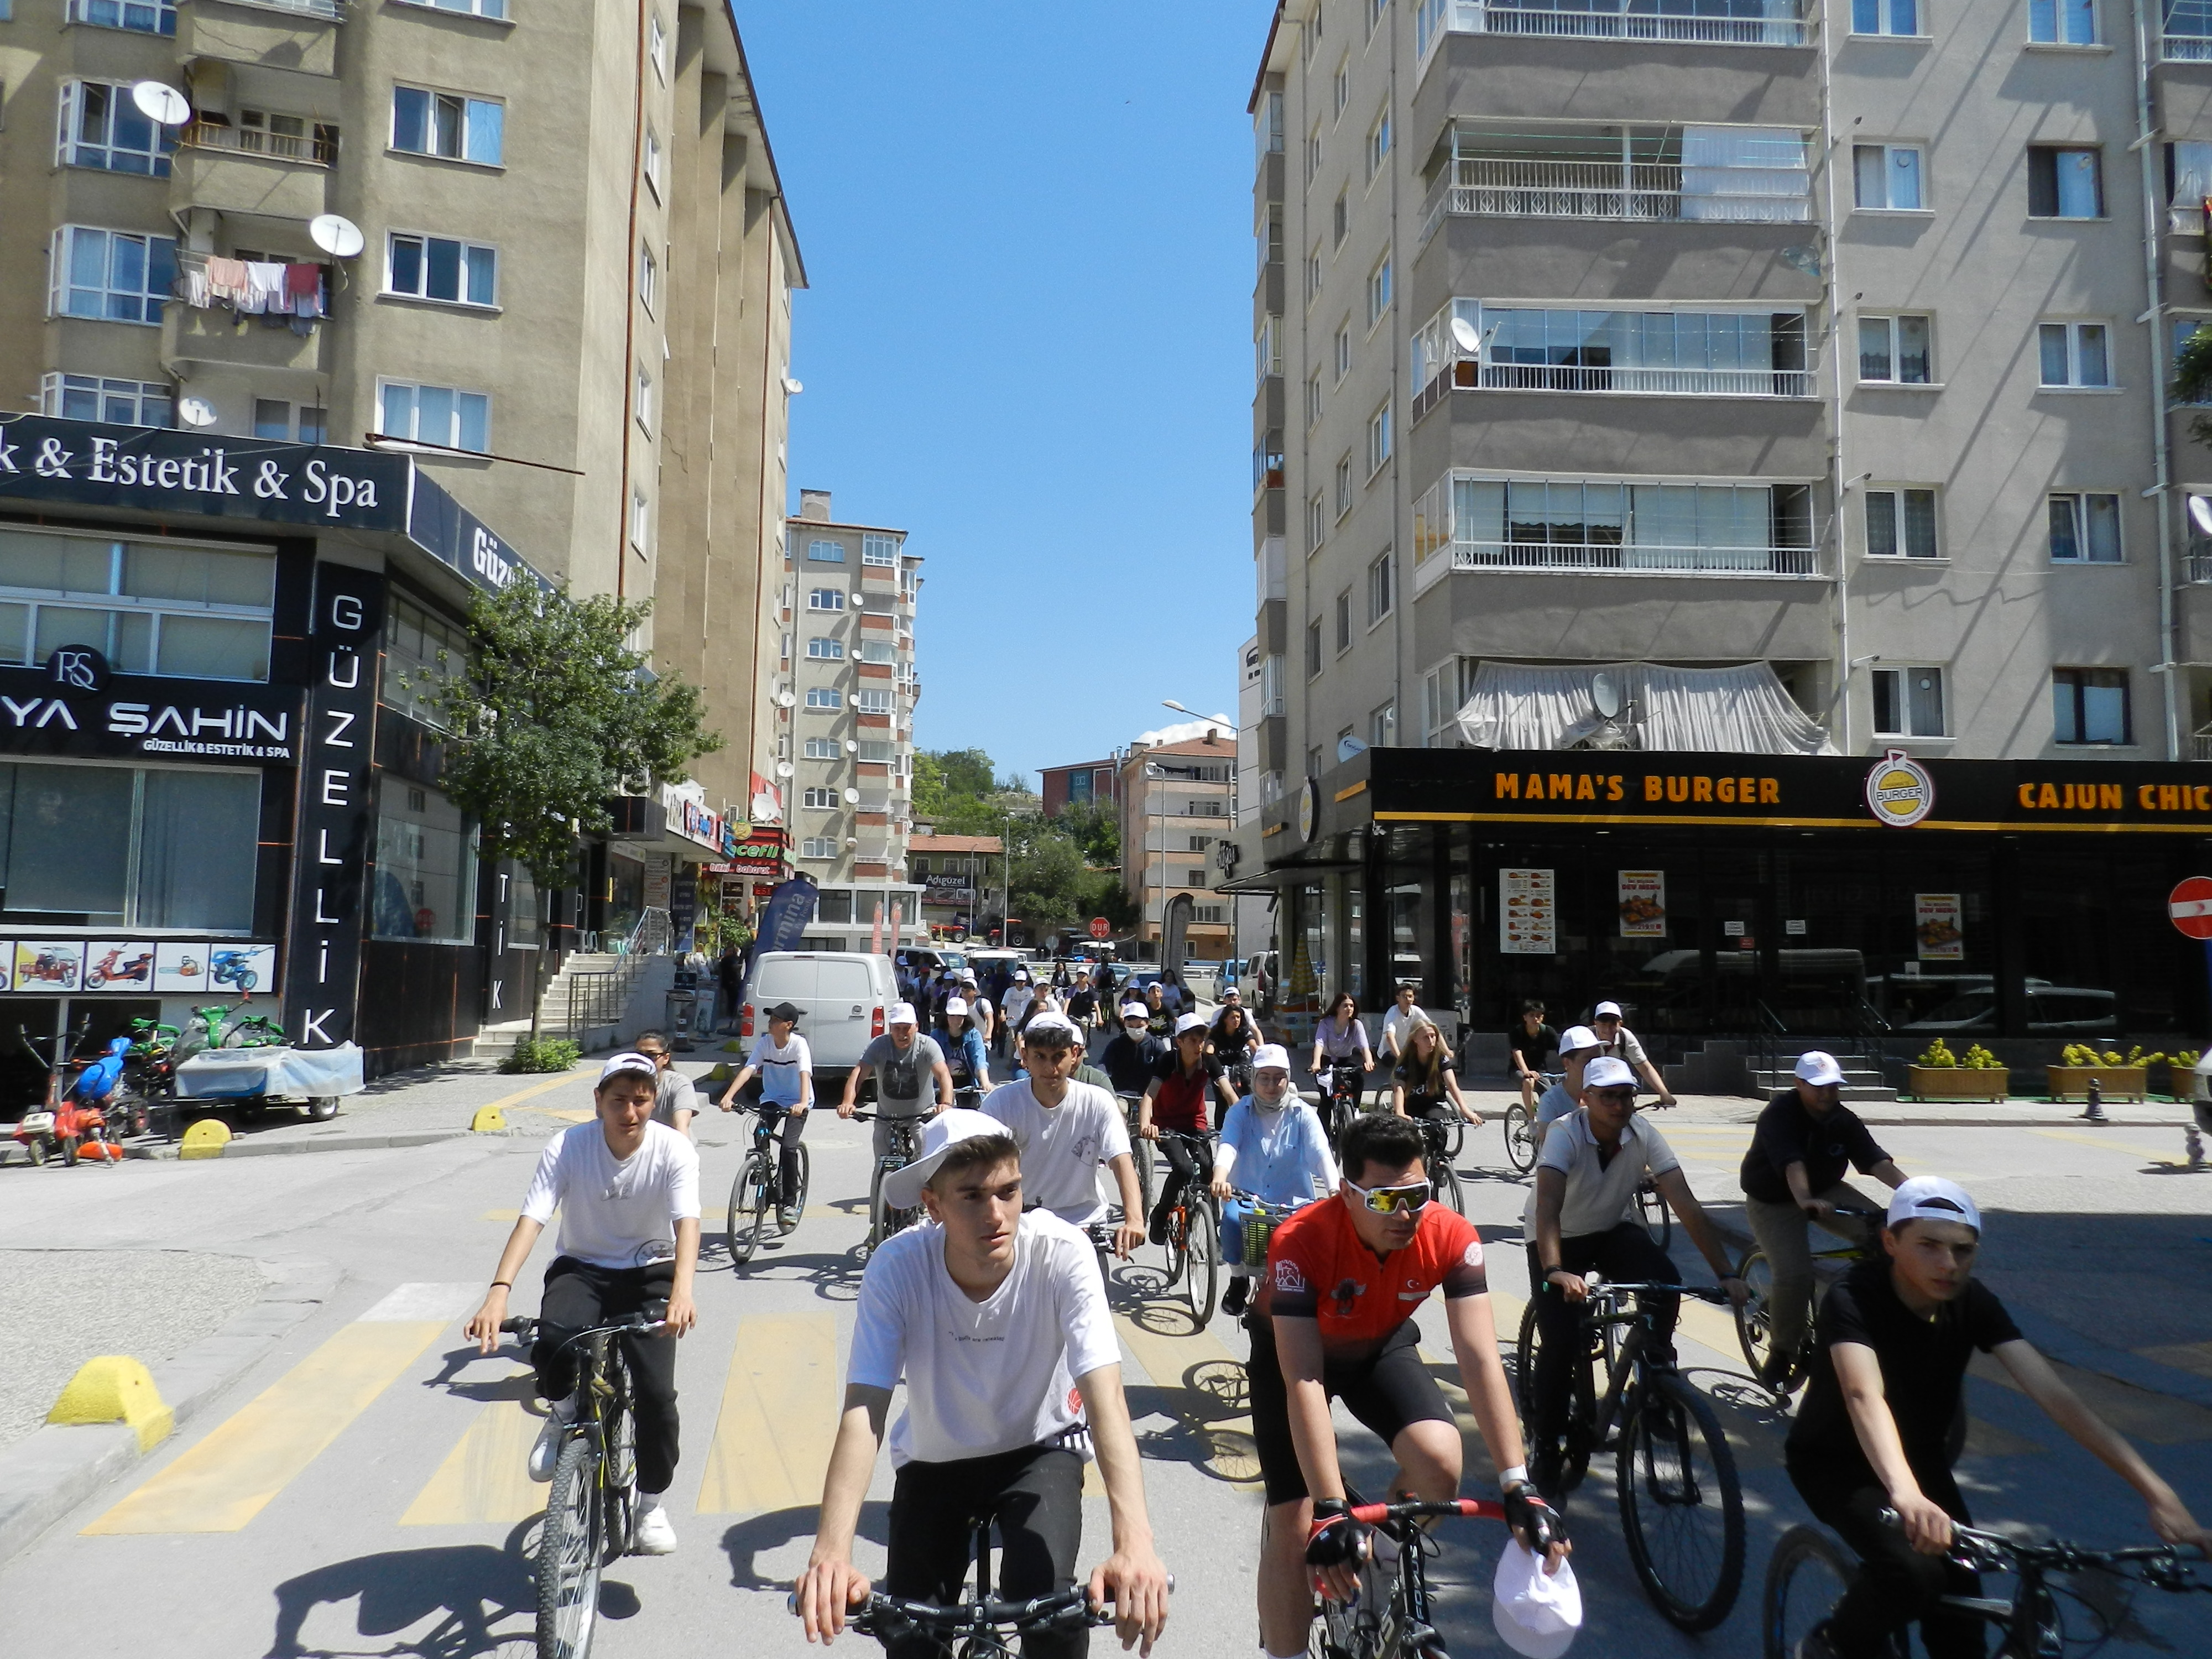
[985,1013,1147,1259]
[465,1052,701,1554]
[841,1003,954,1163]
[796,1110,1170,1657]
[1785,1177,2208,1659]
[1589,1000,1674,1107]
[1739,1051,1909,1387]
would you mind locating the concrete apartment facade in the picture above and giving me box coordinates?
[1118,728,1239,962]
[1,0,800,821]
[782,488,925,947]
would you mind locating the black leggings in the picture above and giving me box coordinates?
[1788,1464,1984,1659]
[1523,1223,1680,1452]
[885,1443,1086,1659]
[1150,1133,1214,1229]
[533,1256,680,1494]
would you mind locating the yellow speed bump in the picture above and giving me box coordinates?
[178,1119,230,1160]
[49,1357,174,1452]
[469,1105,506,1133]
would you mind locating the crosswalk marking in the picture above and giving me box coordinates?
[359,1282,484,1322]
[84,1320,447,1535]
[694,1313,841,1514]
[1110,1305,1259,1486]
[400,1373,545,1527]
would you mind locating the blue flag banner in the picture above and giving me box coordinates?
[757,875,819,954]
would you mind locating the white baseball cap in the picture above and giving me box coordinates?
[1120,1001,1149,1021]
[887,1001,917,1027]
[1253,1044,1291,1073]
[1558,1025,1601,1055]
[1020,1011,1081,1042]
[1886,1175,1982,1235]
[944,997,969,1017]
[599,1051,658,1084]
[1173,1011,1208,1037]
[1593,1000,1624,1020]
[882,1108,1014,1210]
[1491,1540,1583,1659]
[1581,1055,1637,1092]
[1013,969,1030,982]
[1794,1050,1846,1087]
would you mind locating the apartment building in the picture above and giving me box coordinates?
[1039,758,1119,817]
[781,488,924,941]
[1118,725,1239,962]
[1238,0,2212,1050]
[1,0,801,821]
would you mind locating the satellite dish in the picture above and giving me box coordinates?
[844,738,858,753]
[1336,735,1368,763]
[1448,316,1482,354]
[774,760,795,779]
[782,375,804,395]
[843,787,860,805]
[1592,671,1621,719]
[2191,495,2212,539]
[131,81,191,127]
[776,689,796,708]
[177,396,218,429]
[308,213,364,259]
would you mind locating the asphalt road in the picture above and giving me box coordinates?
[2,1071,2209,1659]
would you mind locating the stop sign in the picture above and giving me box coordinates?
[2171,877,2212,940]
[1089,916,1110,941]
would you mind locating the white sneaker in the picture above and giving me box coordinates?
[528,1396,577,1483]
[632,1496,676,1554]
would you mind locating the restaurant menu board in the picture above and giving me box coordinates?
[1618,870,1667,937]
[1916,893,1964,961]
[1500,868,1557,955]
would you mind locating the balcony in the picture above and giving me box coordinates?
[1418,0,1808,58]
[170,143,330,228]
[176,0,343,77]
[1430,539,1819,577]
[161,291,326,375]
[2165,1,2212,55]
[181,119,338,167]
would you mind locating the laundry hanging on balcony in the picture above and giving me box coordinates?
[1452,660,1834,754]
[173,250,327,332]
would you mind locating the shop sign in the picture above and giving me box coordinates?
[0,665,302,764]
[923,872,975,904]
[664,792,733,854]
[1866,750,1936,828]
[644,851,673,911]
[1499,868,1555,955]
[1916,894,1964,960]
[281,564,385,1049]
[1617,870,1666,937]
[405,486,554,597]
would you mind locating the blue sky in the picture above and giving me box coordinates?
[735,3,1266,789]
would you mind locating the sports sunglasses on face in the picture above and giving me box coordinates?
[1344,1178,1432,1215]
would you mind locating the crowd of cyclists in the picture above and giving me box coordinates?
[461,967,2210,1659]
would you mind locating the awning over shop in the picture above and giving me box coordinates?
[1453,661,1834,755]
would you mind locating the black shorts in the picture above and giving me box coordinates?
[1246,1316,1455,1506]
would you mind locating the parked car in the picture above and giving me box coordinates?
[1898,983,2120,1037]
[737,951,896,1083]
[1236,950,1279,1006]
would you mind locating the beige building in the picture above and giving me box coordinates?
[1118,726,1239,962]
[1,0,800,816]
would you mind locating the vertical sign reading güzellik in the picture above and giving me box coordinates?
[282,565,386,1047]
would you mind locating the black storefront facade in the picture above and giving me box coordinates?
[0,415,556,1097]
[1250,745,2212,1073]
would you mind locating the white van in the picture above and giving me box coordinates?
[739,951,896,1080]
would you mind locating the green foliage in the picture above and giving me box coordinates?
[2059,1044,2151,1068]
[1059,801,1121,868]
[1960,1044,2002,1071]
[913,746,1136,937]
[1915,1036,1958,1068]
[418,579,723,886]
[504,1035,581,1073]
[2179,327,2212,447]
[913,748,995,823]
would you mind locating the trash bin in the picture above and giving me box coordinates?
[667,969,701,1052]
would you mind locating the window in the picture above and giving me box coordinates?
[1422,473,1817,571]
[860,640,895,665]
[39,374,171,427]
[1366,401,1392,476]
[2053,668,2130,744]
[2030,0,2095,39]
[858,739,895,761]
[1335,590,1353,654]
[254,399,292,441]
[1307,123,1323,182]
[635,364,654,434]
[638,242,658,315]
[1859,315,1932,383]
[371,779,476,943]
[390,86,504,166]
[57,82,178,175]
[2038,321,2111,387]
[803,788,839,809]
[1367,549,1394,622]
[806,637,844,660]
[1370,700,1396,748]
[1853,144,1924,209]
[808,588,845,612]
[629,489,650,552]
[1370,0,1390,31]
[1871,666,1946,737]
[1333,189,1349,247]
[1306,248,1323,302]
[386,234,498,307]
[398,0,508,15]
[64,0,175,34]
[806,688,843,710]
[1334,58,1350,117]
[1367,108,1392,179]
[1851,0,1919,32]
[805,737,840,759]
[1308,745,1325,777]
[2048,492,2123,561]
[649,12,669,79]
[1306,618,1324,678]
[862,534,900,565]
[808,540,846,562]
[2028,146,2103,217]
[1334,324,1352,381]
[857,690,894,716]
[237,109,339,164]
[1335,455,1354,517]
[48,227,176,326]
[800,838,838,860]
[0,761,258,930]
[0,528,276,683]
[378,381,491,453]
[643,127,664,197]
[1307,492,1327,551]
[2176,318,2212,395]
[1306,372,1324,426]
[1366,255,1391,327]
[1865,488,1940,557]
[382,589,471,729]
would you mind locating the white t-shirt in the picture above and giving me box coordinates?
[521,1120,702,1271]
[1520,1109,1681,1239]
[1000,985,1035,1029]
[1598,1026,1650,1067]
[748,1031,813,1105]
[982,1077,1131,1224]
[847,1211,1120,1467]
[1381,1003,1428,1055]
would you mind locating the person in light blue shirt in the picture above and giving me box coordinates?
[717,1001,812,1217]
[1209,1044,1338,1318]
[933,997,992,1107]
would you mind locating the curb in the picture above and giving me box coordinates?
[0,1254,341,1566]
[123,1128,478,1161]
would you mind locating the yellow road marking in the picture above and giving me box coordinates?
[1112,1306,1259,1486]
[695,1313,841,1514]
[479,1072,596,1113]
[85,1321,446,1534]
[2030,1128,2164,1156]
[400,1374,545,1526]
[538,1108,595,1124]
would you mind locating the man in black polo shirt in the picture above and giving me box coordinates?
[1786,1177,2206,1659]
[1740,1050,1908,1386]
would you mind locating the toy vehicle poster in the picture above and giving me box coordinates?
[1618,870,1667,937]
[1500,868,1556,956]
[155,942,210,993]
[15,940,83,993]
[207,943,278,993]
[84,941,157,991]
[1916,893,1964,961]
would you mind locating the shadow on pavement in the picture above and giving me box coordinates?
[265,1533,534,1659]
[719,1500,890,1591]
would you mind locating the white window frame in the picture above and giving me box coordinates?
[1366,401,1392,477]
[1333,56,1350,118]
[1853,143,1926,211]
[1857,314,1933,384]
[804,737,839,760]
[800,837,838,860]
[855,689,894,715]
[805,688,844,711]
[395,0,509,17]
[649,13,670,80]
[643,127,664,199]
[2047,491,2124,562]
[635,364,654,434]
[39,372,172,427]
[385,231,498,308]
[1870,664,1947,738]
[807,588,847,612]
[1333,189,1350,247]
[1305,371,1324,427]
[389,85,504,167]
[2037,320,2113,388]
[64,0,176,34]
[48,226,175,326]
[376,379,493,452]
[1863,486,1942,558]
[1849,0,1923,35]
[806,637,844,661]
[862,533,901,565]
[808,539,846,562]
[802,787,839,810]
[1307,492,1327,552]
[1366,549,1395,624]
[56,81,177,176]
[1334,323,1352,382]
[629,488,650,554]
[1366,255,1392,329]
[2028,0,2096,41]
[638,242,658,316]
[1306,246,1323,304]
[1366,107,1392,180]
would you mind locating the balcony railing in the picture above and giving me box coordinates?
[1423,158,1812,241]
[1420,0,1807,57]
[1440,539,1821,576]
[2164,30,2212,57]
[1468,361,1814,397]
[181,120,339,166]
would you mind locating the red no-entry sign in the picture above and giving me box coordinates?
[2171,877,2212,940]
[1089,917,1110,941]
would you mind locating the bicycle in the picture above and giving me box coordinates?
[725,1102,810,1269]
[1515,1275,1745,1631]
[1319,1061,1365,1147]
[1117,1092,1155,1214]
[1310,1491,1514,1659]
[497,1307,664,1659]
[1220,1188,1305,1321]
[1406,1109,1468,1216]
[1503,1071,1557,1176]
[1154,1128,1219,1324]
[1762,1513,2211,1659]
[1733,1204,1883,1396]
[1635,1176,1672,1249]
[852,1108,927,1256]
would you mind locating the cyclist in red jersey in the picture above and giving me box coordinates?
[1248,1113,1566,1658]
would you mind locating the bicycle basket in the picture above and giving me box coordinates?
[1221,1198,1290,1269]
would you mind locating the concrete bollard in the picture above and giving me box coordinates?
[2083,1078,2107,1124]
[178,1119,231,1160]
[469,1105,506,1133]
[47,1357,173,1452]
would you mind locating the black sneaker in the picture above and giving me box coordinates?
[1222,1279,1249,1317]
[1147,1207,1171,1246]
[1528,1446,1563,1504]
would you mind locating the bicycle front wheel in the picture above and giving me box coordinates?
[1616,1369,1745,1632]
[602,1351,637,1566]
[1760,1524,1858,1659]
[1434,1161,1467,1218]
[539,1433,604,1659]
[726,1155,768,1267]
[1130,1136,1155,1215]
[1503,1104,1538,1174]
[1734,1248,1780,1381]
[1186,1202,1219,1324]
[782,1142,811,1234]
[1636,1181,1673,1249]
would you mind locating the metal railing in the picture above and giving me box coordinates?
[564,971,629,1035]
[2163,30,2212,57]
[1423,159,1810,237]
[2185,551,2212,583]
[1467,362,1815,397]
[2194,733,2212,762]
[1444,539,1823,575]
[1421,0,1807,55]
[180,121,338,166]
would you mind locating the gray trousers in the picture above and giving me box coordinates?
[1745,1181,1876,1357]
[872,1104,932,1164]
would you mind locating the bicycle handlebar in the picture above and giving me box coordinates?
[787,1578,1174,1635]
[497,1311,665,1349]
[1553,1277,1733,1305]
[1879,1511,2209,1579]
[1347,1497,1507,1526]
